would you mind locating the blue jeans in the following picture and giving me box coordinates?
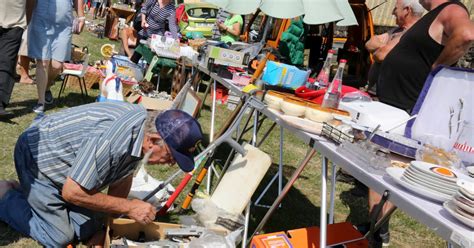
[0,133,104,247]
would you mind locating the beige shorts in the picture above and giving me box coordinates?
[18,27,28,57]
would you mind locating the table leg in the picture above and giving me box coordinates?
[278,126,283,197]
[320,156,329,248]
[242,202,251,248]
[206,79,217,193]
[251,148,317,238]
[329,162,337,224]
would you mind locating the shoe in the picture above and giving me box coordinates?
[33,103,45,113]
[380,231,390,247]
[0,106,13,118]
[45,90,54,104]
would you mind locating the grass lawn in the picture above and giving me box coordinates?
[0,23,445,247]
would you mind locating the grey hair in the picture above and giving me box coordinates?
[144,110,164,134]
[402,0,425,16]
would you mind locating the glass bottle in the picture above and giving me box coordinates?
[314,49,335,88]
[321,59,347,109]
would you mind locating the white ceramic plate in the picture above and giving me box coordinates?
[401,174,454,198]
[444,200,474,229]
[386,167,452,202]
[410,161,460,182]
[458,179,474,198]
[410,161,473,182]
[404,169,459,191]
[453,195,474,214]
[402,171,457,195]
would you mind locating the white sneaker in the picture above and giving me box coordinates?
[33,103,45,114]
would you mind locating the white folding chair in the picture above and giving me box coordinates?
[58,54,90,101]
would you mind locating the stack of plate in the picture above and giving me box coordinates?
[386,161,471,202]
[467,166,474,178]
[443,180,474,228]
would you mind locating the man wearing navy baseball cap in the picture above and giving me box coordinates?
[0,102,203,247]
[142,109,204,172]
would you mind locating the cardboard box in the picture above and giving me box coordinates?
[105,218,229,248]
[105,218,181,248]
[127,93,173,111]
[251,222,368,248]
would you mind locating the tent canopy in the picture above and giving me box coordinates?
[204,0,358,26]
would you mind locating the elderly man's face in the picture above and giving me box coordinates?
[392,0,410,27]
[142,133,176,165]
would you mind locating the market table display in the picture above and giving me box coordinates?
[186,55,474,247]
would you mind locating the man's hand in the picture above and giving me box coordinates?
[78,18,85,33]
[127,199,157,225]
[141,21,149,30]
[218,22,226,31]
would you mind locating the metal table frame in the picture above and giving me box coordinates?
[187,58,473,248]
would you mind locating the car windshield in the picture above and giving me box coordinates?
[187,8,217,19]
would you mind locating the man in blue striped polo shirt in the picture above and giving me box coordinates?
[0,102,203,247]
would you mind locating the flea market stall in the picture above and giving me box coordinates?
[80,1,474,247]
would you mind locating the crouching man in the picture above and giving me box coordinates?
[0,102,202,247]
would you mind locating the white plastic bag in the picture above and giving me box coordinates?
[127,165,175,208]
[191,196,244,232]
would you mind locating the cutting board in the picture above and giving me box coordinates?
[210,144,272,214]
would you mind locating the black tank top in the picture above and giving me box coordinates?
[377,1,468,111]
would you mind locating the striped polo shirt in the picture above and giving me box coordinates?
[25,102,147,191]
[140,0,178,39]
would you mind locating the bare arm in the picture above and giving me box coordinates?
[62,177,156,224]
[25,0,35,24]
[226,22,241,37]
[432,5,474,69]
[167,9,179,39]
[374,33,402,62]
[74,0,84,16]
[365,33,389,53]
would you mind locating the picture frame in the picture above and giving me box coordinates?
[178,89,202,118]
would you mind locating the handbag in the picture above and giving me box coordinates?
[132,1,156,32]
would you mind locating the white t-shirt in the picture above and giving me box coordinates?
[0,0,27,29]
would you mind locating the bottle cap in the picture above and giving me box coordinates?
[339,59,347,63]
[328,49,336,54]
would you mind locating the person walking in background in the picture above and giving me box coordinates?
[0,0,34,117]
[139,0,179,39]
[17,27,34,85]
[28,0,85,113]
[91,0,103,19]
[218,13,243,43]
[130,0,178,63]
[377,0,473,112]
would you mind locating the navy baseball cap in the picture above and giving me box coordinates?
[155,110,203,172]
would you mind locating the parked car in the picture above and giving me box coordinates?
[177,3,218,38]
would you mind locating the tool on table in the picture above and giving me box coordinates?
[457,98,464,132]
[165,227,206,239]
[385,115,418,133]
[449,106,455,138]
